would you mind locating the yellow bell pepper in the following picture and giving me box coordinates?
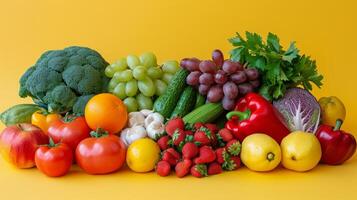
[318,96,346,127]
[31,111,62,134]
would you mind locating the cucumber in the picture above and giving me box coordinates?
[194,94,206,108]
[153,68,189,118]
[170,86,197,119]
[0,104,42,126]
[183,103,224,124]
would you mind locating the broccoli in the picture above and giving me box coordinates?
[19,46,109,114]
[72,94,94,115]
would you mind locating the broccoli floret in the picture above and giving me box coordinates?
[43,84,77,112]
[25,67,63,98]
[19,46,109,114]
[19,66,36,97]
[72,95,94,115]
[62,64,103,95]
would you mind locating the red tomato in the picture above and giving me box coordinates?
[75,132,126,175]
[35,142,73,177]
[48,116,91,151]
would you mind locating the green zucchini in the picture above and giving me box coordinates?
[153,68,189,118]
[183,103,224,124]
[0,104,42,126]
[194,94,206,108]
[170,86,197,118]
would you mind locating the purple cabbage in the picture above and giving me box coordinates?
[273,88,320,133]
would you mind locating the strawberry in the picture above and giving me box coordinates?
[194,146,216,164]
[165,117,185,136]
[166,148,181,160]
[226,139,241,156]
[172,129,186,146]
[230,156,241,169]
[215,147,227,164]
[175,159,192,178]
[222,154,241,171]
[162,148,180,166]
[156,160,171,177]
[218,128,234,142]
[208,162,222,175]
[185,130,194,136]
[205,123,219,134]
[194,127,213,146]
[190,164,208,178]
[193,122,205,131]
[182,142,199,159]
[157,135,171,150]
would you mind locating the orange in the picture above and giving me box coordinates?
[84,93,128,134]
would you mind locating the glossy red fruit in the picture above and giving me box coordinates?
[218,128,234,142]
[175,159,192,178]
[182,142,199,159]
[208,162,222,175]
[172,129,186,146]
[226,139,241,156]
[0,123,48,168]
[162,148,180,166]
[215,148,226,164]
[35,141,73,177]
[75,131,126,175]
[157,135,170,150]
[156,160,171,177]
[165,118,185,137]
[191,164,208,178]
[194,146,216,164]
[48,116,90,151]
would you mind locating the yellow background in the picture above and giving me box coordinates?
[0,0,356,199]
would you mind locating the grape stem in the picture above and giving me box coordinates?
[243,62,249,69]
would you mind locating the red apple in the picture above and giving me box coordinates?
[0,123,48,168]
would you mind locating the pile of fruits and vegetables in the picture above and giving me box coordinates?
[0,32,355,178]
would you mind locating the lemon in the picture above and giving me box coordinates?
[241,134,281,172]
[126,138,160,172]
[281,131,321,172]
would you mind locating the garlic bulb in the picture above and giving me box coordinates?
[120,126,147,147]
[146,121,165,139]
[140,109,154,117]
[144,112,164,128]
[128,112,145,127]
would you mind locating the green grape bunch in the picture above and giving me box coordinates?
[105,52,180,112]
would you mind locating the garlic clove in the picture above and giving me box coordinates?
[144,112,164,128]
[127,126,147,143]
[147,121,165,139]
[120,128,131,147]
[128,112,145,127]
[140,109,154,117]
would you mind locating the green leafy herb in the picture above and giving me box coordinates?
[229,32,323,100]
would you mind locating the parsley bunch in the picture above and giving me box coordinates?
[229,32,323,101]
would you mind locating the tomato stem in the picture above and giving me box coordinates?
[63,112,76,123]
[48,137,57,147]
[90,128,109,138]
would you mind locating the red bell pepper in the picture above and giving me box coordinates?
[225,93,290,143]
[316,120,356,165]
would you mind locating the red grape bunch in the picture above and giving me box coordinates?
[180,49,260,110]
